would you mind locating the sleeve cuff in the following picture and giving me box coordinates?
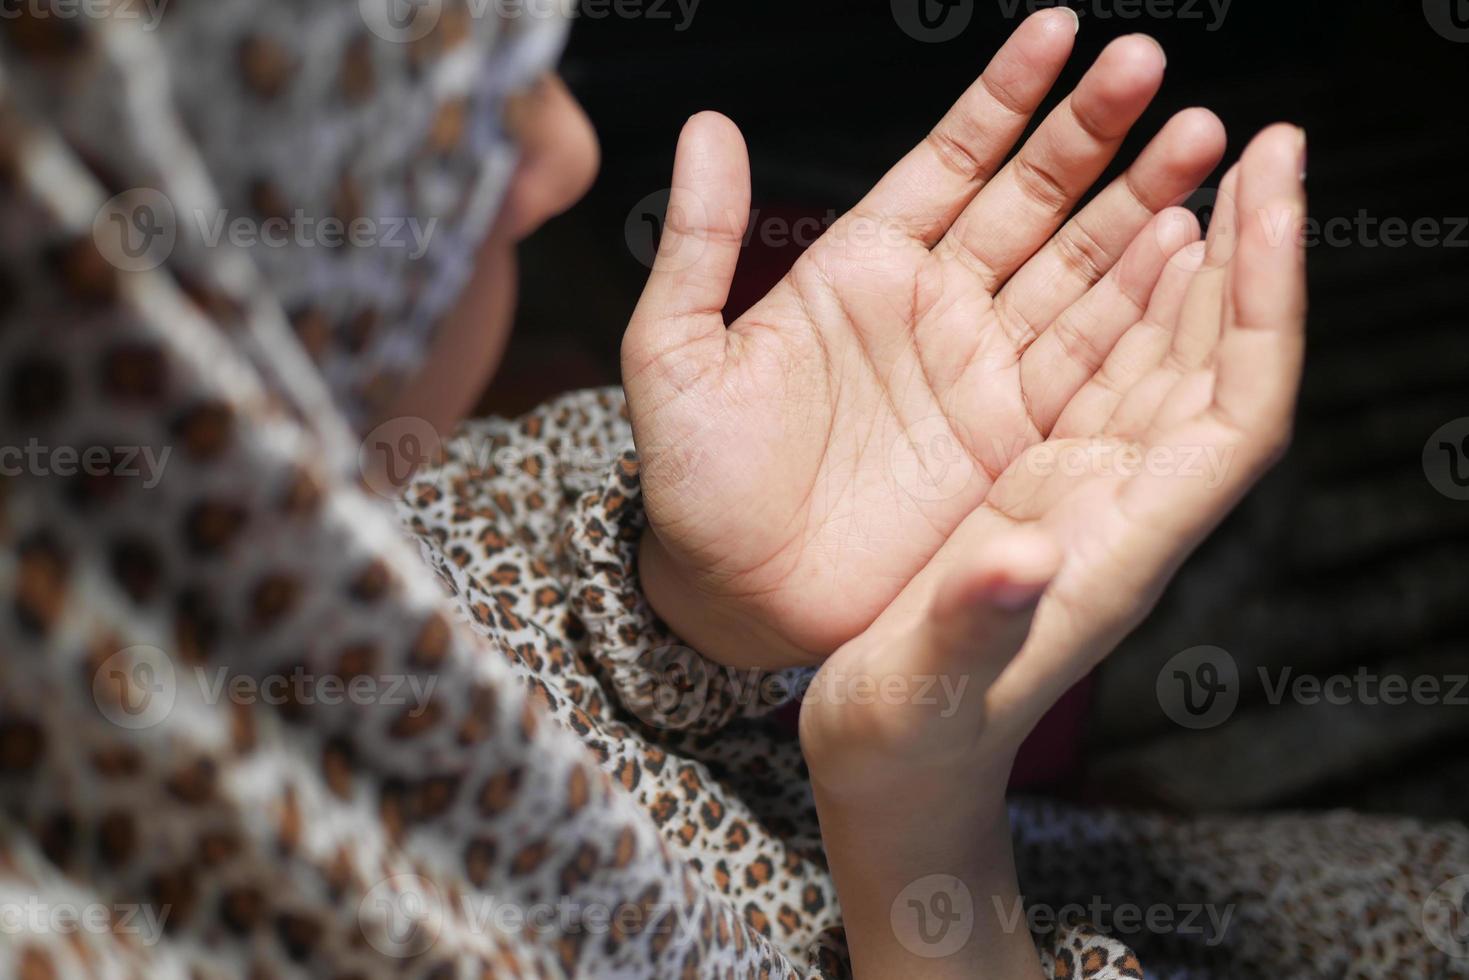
[564,449,810,733]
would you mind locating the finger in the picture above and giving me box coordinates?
[1169,164,1240,368]
[1100,165,1241,439]
[1020,206,1200,435]
[938,34,1168,305]
[1210,124,1308,446]
[920,527,1061,691]
[857,8,1080,246]
[998,107,1225,341]
[1118,125,1307,539]
[623,112,749,385]
[1055,238,1205,439]
[1147,366,1215,432]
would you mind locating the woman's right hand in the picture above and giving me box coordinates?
[799,522,1060,979]
[800,121,1306,976]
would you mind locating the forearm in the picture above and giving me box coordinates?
[813,771,1046,980]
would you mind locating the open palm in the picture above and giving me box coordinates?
[625,13,1242,665]
[800,122,1306,770]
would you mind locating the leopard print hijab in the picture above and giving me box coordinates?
[0,1,814,975]
[6,0,564,433]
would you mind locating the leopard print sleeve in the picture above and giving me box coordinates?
[563,428,813,734]
[400,387,809,733]
[1036,922,1146,979]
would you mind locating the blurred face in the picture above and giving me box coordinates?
[382,73,599,436]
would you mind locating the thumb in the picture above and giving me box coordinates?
[623,111,750,386]
[920,527,1062,691]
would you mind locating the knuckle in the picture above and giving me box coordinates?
[925,125,991,184]
[1054,220,1111,287]
[1013,153,1072,216]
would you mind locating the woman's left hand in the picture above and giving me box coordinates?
[625,17,1232,670]
[801,123,1304,976]
[808,123,1306,779]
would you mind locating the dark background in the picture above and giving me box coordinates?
[490,1,1469,821]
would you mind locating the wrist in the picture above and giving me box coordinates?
[638,525,819,670]
[804,733,1019,817]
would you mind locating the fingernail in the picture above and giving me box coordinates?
[1178,240,1208,268]
[1135,33,1167,67]
[1057,6,1080,34]
[991,580,1048,612]
[1296,127,1308,183]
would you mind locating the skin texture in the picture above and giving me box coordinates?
[387,26,1308,974]
[803,122,1306,979]
[626,14,1236,668]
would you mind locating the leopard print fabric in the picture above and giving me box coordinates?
[398,388,1469,980]
[2,1,1467,978]
[0,1,1136,976]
